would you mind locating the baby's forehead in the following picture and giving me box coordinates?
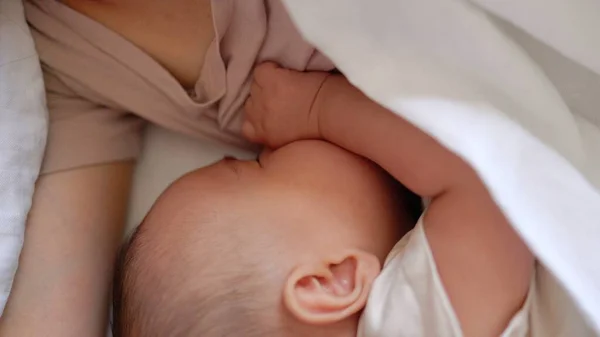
[147,165,241,213]
[126,196,280,284]
[137,172,266,245]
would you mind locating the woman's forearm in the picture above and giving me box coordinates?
[0,162,133,337]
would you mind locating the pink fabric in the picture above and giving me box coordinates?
[25,0,334,173]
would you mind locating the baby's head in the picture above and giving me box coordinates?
[113,140,419,337]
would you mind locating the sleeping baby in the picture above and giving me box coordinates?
[112,64,535,337]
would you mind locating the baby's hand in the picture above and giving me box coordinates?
[242,62,330,148]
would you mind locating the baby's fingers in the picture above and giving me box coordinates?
[250,81,262,98]
[241,120,259,142]
[253,62,281,85]
[242,99,265,143]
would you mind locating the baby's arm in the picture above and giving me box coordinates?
[244,63,534,337]
[312,75,534,336]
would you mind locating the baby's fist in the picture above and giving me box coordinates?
[243,62,330,148]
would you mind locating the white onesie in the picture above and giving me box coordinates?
[358,217,532,337]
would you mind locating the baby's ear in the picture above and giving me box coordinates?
[283,250,381,325]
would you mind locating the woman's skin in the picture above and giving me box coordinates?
[61,0,214,87]
[0,163,133,337]
[0,1,215,336]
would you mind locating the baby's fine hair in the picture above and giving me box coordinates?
[112,220,277,337]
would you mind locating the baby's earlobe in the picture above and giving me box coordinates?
[283,251,381,325]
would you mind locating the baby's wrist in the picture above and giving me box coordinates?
[307,73,333,140]
[311,74,356,141]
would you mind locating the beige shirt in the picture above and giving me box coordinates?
[25,0,334,174]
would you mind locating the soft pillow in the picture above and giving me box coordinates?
[0,0,47,313]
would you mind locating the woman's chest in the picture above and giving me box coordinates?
[61,0,215,88]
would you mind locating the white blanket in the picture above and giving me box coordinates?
[0,0,47,313]
[282,0,600,334]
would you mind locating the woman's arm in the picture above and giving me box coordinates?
[0,162,133,337]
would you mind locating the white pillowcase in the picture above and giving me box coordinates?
[0,0,47,313]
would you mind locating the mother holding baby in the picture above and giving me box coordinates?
[1,1,534,337]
